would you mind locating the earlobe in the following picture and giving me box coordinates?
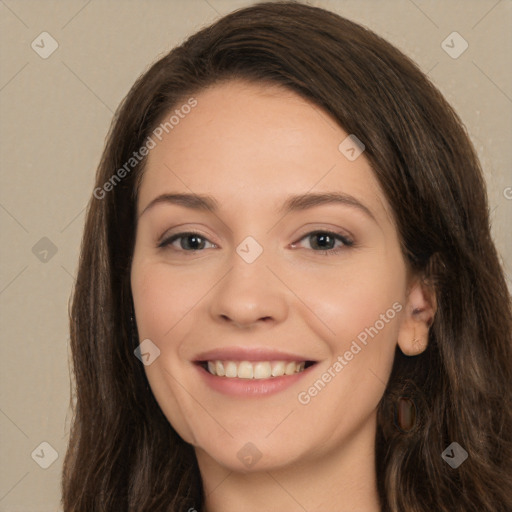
[397,280,437,356]
[398,320,429,356]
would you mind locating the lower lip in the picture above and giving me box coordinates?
[195,364,315,397]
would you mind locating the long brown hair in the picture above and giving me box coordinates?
[62,2,512,510]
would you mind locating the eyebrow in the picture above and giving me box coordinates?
[139,191,375,220]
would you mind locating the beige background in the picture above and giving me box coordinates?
[0,0,510,510]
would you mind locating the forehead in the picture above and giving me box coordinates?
[138,80,389,221]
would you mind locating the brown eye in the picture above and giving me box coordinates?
[292,230,353,256]
[158,232,215,251]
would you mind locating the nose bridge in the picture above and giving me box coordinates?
[209,233,289,327]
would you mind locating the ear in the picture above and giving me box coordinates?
[397,278,437,356]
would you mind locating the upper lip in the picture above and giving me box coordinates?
[194,347,316,363]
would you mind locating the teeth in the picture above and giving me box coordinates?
[225,361,238,378]
[254,362,272,379]
[237,361,253,379]
[271,361,285,377]
[215,360,225,376]
[205,360,308,379]
[285,362,297,375]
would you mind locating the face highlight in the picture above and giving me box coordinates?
[130,80,419,476]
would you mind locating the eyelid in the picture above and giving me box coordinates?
[293,228,353,245]
[157,229,215,249]
[157,225,214,245]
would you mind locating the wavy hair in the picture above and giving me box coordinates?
[62,2,512,510]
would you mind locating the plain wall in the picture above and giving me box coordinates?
[0,0,510,510]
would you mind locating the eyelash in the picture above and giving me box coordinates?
[157,229,354,256]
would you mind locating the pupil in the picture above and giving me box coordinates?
[314,233,333,250]
[184,235,204,250]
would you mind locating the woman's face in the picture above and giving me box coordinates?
[131,80,413,473]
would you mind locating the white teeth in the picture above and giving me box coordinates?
[271,361,285,377]
[285,362,297,375]
[237,361,253,379]
[253,362,272,379]
[215,360,225,376]
[205,360,308,379]
[225,361,238,378]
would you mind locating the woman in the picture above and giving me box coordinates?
[62,2,512,511]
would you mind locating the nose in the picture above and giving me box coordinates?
[209,251,289,330]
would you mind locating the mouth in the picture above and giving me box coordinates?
[197,360,316,379]
[192,348,318,396]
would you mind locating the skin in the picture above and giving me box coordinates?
[130,80,436,512]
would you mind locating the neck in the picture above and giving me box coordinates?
[196,415,381,512]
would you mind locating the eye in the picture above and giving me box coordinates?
[158,231,216,252]
[158,229,353,256]
[291,230,353,256]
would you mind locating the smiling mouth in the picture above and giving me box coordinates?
[198,360,316,379]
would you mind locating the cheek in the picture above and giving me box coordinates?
[131,259,207,339]
[299,250,407,350]
[130,260,201,444]
[296,251,406,408]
